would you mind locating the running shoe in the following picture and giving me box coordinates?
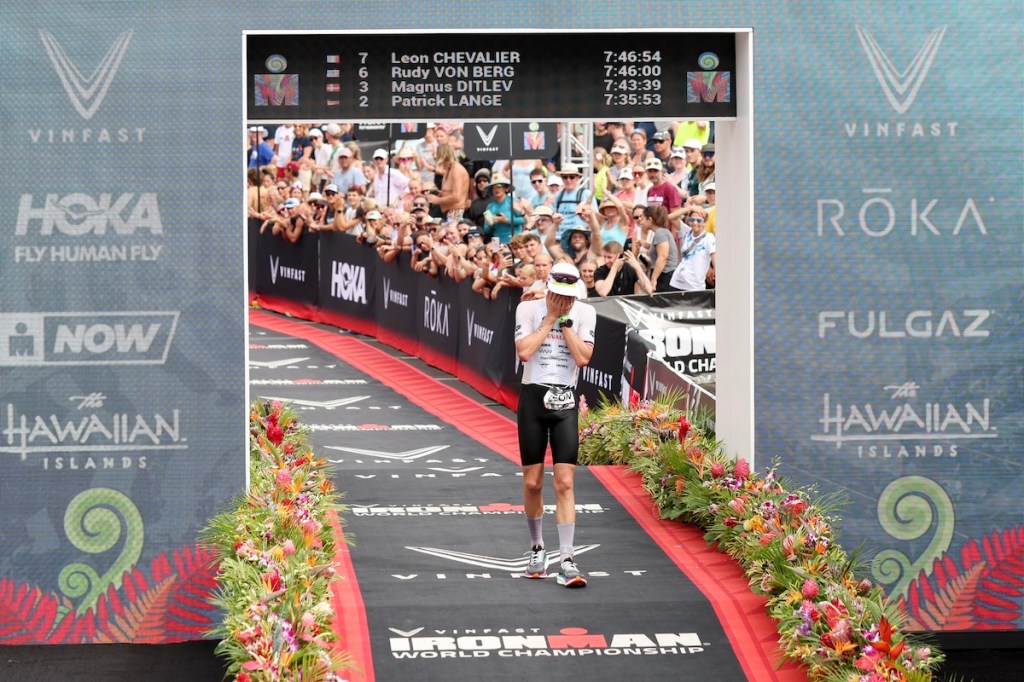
[524,545,547,578]
[557,557,588,588]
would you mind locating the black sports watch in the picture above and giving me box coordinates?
[559,317,573,329]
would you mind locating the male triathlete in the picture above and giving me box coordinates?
[514,262,596,588]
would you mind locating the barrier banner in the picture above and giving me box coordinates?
[415,273,460,375]
[621,330,657,405]
[645,356,717,422]
[248,218,261,298]
[457,283,516,400]
[253,229,320,314]
[577,305,627,410]
[374,254,419,357]
[318,232,376,337]
[590,292,716,384]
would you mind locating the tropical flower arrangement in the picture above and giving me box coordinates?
[577,395,944,682]
[203,400,351,682]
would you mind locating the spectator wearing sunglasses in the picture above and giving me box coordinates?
[696,144,716,197]
[669,206,715,291]
[529,169,554,208]
[465,167,494,229]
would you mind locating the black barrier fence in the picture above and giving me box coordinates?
[251,230,716,416]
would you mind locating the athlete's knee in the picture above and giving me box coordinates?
[553,471,574,497]
[522,469,544,496]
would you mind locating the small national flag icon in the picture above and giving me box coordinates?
[326,69,340,78]
[326,83,340,93]
[326,54,340,64]
[327,99,340,106]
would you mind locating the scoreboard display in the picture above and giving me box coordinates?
[246,31,736,121]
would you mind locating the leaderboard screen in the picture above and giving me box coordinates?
[246,31,736,121]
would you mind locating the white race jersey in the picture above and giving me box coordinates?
[514,298,596,387]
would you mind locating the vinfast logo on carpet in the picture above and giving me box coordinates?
[388,625,707,659]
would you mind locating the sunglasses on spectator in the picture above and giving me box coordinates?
[633,172,644,177]
[702,152,715,158]
[531,179,545,184]
[324,190,337,196]
[687,217,705,223]
[550,272,579,285]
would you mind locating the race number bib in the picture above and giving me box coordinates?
[542,387,575,411]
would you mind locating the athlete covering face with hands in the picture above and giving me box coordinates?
[514,263,597,587]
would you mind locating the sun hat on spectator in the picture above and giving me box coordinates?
[308,192,323,201]
[547,174,563,187]
[286,162,300,174]
[557,162,582,177]
[645,158,664,171]
[324,184,339,194]
[248,125,267,134]
[365,210,382,220]
[337,146,352,158]
[702,143,716,154]
[289,180,302,188]
[324,123,342,137]
[705,183,716,192]
[397,147,415,158]
[474,167,492,180]
[488,174,511,188]
[308,128,323,138]
[681,138,702,150]
[670,147,687,159]
[547,262,585,298]
[282,198,300,209]
[372,148,389,160]
[532,205,555,218]
[614,166,633,181]
[610,142,629,155]
[598,199,617,212]
[652,131,670,142]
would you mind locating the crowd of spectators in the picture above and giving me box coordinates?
[248,120,718,299]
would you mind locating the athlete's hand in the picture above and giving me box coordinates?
[545,291,575,319]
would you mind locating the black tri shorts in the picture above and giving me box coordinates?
[516,383,579,467]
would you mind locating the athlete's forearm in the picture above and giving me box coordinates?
[515,317,558,362]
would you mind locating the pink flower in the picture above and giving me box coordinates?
[759,532,776,545]
[237,672,253,682]
[723,516,739,528]
[276,470,292,487]
[710,462,725,478]
[282,539,296,555]
[733,458,750,480]
[802,579,819,599]
[578,395,588,417]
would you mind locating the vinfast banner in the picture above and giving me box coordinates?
[0,11,245,644]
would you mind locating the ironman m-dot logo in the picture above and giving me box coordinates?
[0,312,179,366]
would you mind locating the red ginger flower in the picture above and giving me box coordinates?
[267,423,284,445]
[734,458,750,480]
[677,416,692,442]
